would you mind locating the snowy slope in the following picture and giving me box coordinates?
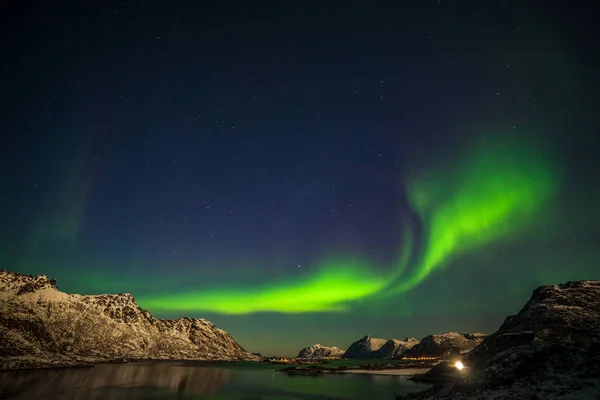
[377,337,421,358]
[342,335,420,358]
[296,343,345,358]
[342,335,390,358]
[0,270,256,370]
[402,332,487,358]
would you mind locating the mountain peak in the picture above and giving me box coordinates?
[296,344,344,359]
[0,270,256,370]
[402,332,487,358]
[0,270,58,295]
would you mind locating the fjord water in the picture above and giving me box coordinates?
[0,361,431,400]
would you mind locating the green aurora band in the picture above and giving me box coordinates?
[141,259,390,314]
[137,134,559,314]
[391,135,559,294]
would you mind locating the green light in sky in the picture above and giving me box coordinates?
[138,258,388,314]
[394,135,558,293]
[31,136,94,249]
[138,133,559,314]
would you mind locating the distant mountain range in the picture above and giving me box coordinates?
[343,336,420,359]
[296,344,345,359]
[0,270,256,370]
[402,332,486,358]
[298,333,485,360]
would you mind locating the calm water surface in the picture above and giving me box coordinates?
[0,361,432,400]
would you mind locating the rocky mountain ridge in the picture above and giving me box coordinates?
[400,280,600,399]
[402,332,487,358]
[340,332,484,360]
[0,270,256,370]
[342,335,420,359]
[377,337,421,358]
[342,335,389,359]
[296,344,345,359]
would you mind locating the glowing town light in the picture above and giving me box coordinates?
[454,361,464,370]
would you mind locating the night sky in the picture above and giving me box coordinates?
[2,1,599,356]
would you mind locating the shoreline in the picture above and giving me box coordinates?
[1,357,434,376]
[342,368,431,376]
[0,357,259,373]
[278,362,437,377]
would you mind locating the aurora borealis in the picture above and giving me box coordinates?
[393,135,560,293]
[139,134,559,313]
[2,1,599,356]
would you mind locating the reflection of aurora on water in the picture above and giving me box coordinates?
[0,362,431,399]
[0,363,231,399]
[138,133,559,315]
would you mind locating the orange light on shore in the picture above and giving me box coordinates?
[454,361,464,370]
[400,356,440,361]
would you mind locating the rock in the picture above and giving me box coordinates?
[402,332,487,359]
[398,280,600,399]
[0,270,257,370]
[296,344,345,359]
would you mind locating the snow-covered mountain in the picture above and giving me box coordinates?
[399,280,600,399]
[377,337,421,358]
[342,335,389,358]
[342,332,483,360]
[0,270,256,370]
[343,335,420,359]
[296,344,345,359]
[402,332,487,358]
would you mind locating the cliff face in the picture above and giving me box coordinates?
[296,344,345,359]
[402,332,487,358]
[0,270,255,370]
[400,280,600,400]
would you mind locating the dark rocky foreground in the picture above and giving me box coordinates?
[0,270,257,370]
[399,280,600,399]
